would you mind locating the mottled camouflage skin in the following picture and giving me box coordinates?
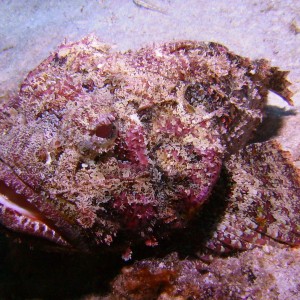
[105,141,300,300]
[0,36,295,253]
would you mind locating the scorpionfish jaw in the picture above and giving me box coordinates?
[0,179,70,247]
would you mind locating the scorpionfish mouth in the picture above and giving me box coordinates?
[0,161,71,248]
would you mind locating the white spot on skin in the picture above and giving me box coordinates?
[155,49,163,57]
[219,224,227,231]
[17,215,24,226]
[34,222,40,232]
[45,151,52,165]
[129,113,142,125]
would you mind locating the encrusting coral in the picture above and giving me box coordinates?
[105,247,300,300]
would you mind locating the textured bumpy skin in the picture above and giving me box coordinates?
[200,141,300,257]
[0,36,293,251]
[103,142,300,300]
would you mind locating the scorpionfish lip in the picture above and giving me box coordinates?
[0,180,69,247]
